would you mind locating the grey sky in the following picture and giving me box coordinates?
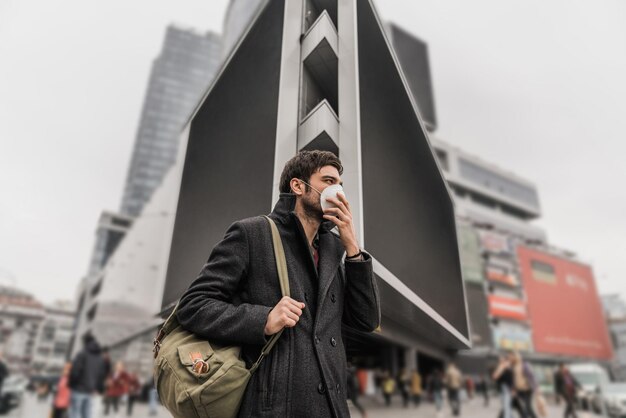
[1,0,624,305]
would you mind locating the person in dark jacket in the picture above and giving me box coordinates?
[554,363,580,418]
[0,352,8,395]
[176,150,381,417]
[68,333,107,418]
[493,355,514,418]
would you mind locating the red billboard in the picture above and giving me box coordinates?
[488,295,527,321]
[517,246,613,360]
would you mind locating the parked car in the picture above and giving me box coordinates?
[0,375,27,414]
[602,383,626,418]
[569,363,611,412]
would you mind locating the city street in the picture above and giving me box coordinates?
[5,392,604,418]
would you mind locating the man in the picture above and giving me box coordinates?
[68,333,107,418]
[493,355,514,418]
[554,363,580,418]
[444,362,463,416]
[176,150,381,417]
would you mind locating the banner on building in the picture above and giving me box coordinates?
[493,326,533,352]
[486,265,519,286]
[479,230,511,255]
[488,295,527,321]
[517,246,613,360]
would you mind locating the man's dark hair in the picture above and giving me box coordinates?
[279,150,343,193]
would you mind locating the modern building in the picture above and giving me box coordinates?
[70,166,181,359]
[31,301,75,375]
[119,25,221,217]
[80,0,471,379]
[73,0,613,390]
[440,136,613,392]
[85,211,133,279]
[0,286,45,375]
[161,0,470,383]
[72,24,222,357]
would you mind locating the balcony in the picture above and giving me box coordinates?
[298,99,339,155]
[301,10,338,116]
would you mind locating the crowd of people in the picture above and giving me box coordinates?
[354,351,585,418]
[46,333,159,418]
[1,334,588,418]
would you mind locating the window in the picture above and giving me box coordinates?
[531,260,556,284]
[459,158,539,208]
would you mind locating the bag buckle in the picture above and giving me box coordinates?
[190,352,209,374]
[153,328,165,359]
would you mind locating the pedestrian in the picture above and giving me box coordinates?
[554,363,580,418]
[126,372,141,416]
[104,361,130,416]
[510,351,537,418]
[146,377,158,416]
[37,380,51,402]
[346,363,366,418]
[396,368,411,407]
[68,333,107,418]
[444,362,463,416]
[466,376,475,399]
[51,362,72,418]
[0,351,7,395]
[410,369,422,407]
[174,150,381,417]
[477,374,490,407]
[382,372,395,406]
[428,369,445,412]
[492,355,514,418]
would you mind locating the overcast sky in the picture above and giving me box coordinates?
[1,0,624,305]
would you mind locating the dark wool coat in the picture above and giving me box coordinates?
[176,193,381,417]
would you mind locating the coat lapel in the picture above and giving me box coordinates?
[315,231,344,317]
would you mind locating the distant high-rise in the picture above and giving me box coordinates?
[120,25,221,217]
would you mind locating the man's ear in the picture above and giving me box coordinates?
[290,178,304,196]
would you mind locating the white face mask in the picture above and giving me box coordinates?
[297,179,345,211]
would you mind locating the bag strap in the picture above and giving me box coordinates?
[154,216,291,371]
[249,216,290,374]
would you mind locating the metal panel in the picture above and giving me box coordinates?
[357,0,469,347]
[161,0,285,309]
[388,24,438,131]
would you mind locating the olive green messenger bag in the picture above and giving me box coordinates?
[153,216,289,418]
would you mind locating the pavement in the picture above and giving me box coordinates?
[5,392,608,418]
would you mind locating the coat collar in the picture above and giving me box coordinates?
[270,193,344,318]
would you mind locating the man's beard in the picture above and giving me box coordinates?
[301,190,323,220]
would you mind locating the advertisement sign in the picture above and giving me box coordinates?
[517,246,613,360]
[493,326,533,352]
[457,224,484,284]
[488,295,527,321]
[479,230,511,255]
[486,265,519,286]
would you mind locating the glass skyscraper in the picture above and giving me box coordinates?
[120,25,221,217]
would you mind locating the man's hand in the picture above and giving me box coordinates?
[323,193,360,257]
[264,296,305,336]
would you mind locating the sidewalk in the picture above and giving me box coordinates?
[9,392,603,418]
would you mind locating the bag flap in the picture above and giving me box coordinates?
[177,341,214,366]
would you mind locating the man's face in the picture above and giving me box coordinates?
[296,165,342,219]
